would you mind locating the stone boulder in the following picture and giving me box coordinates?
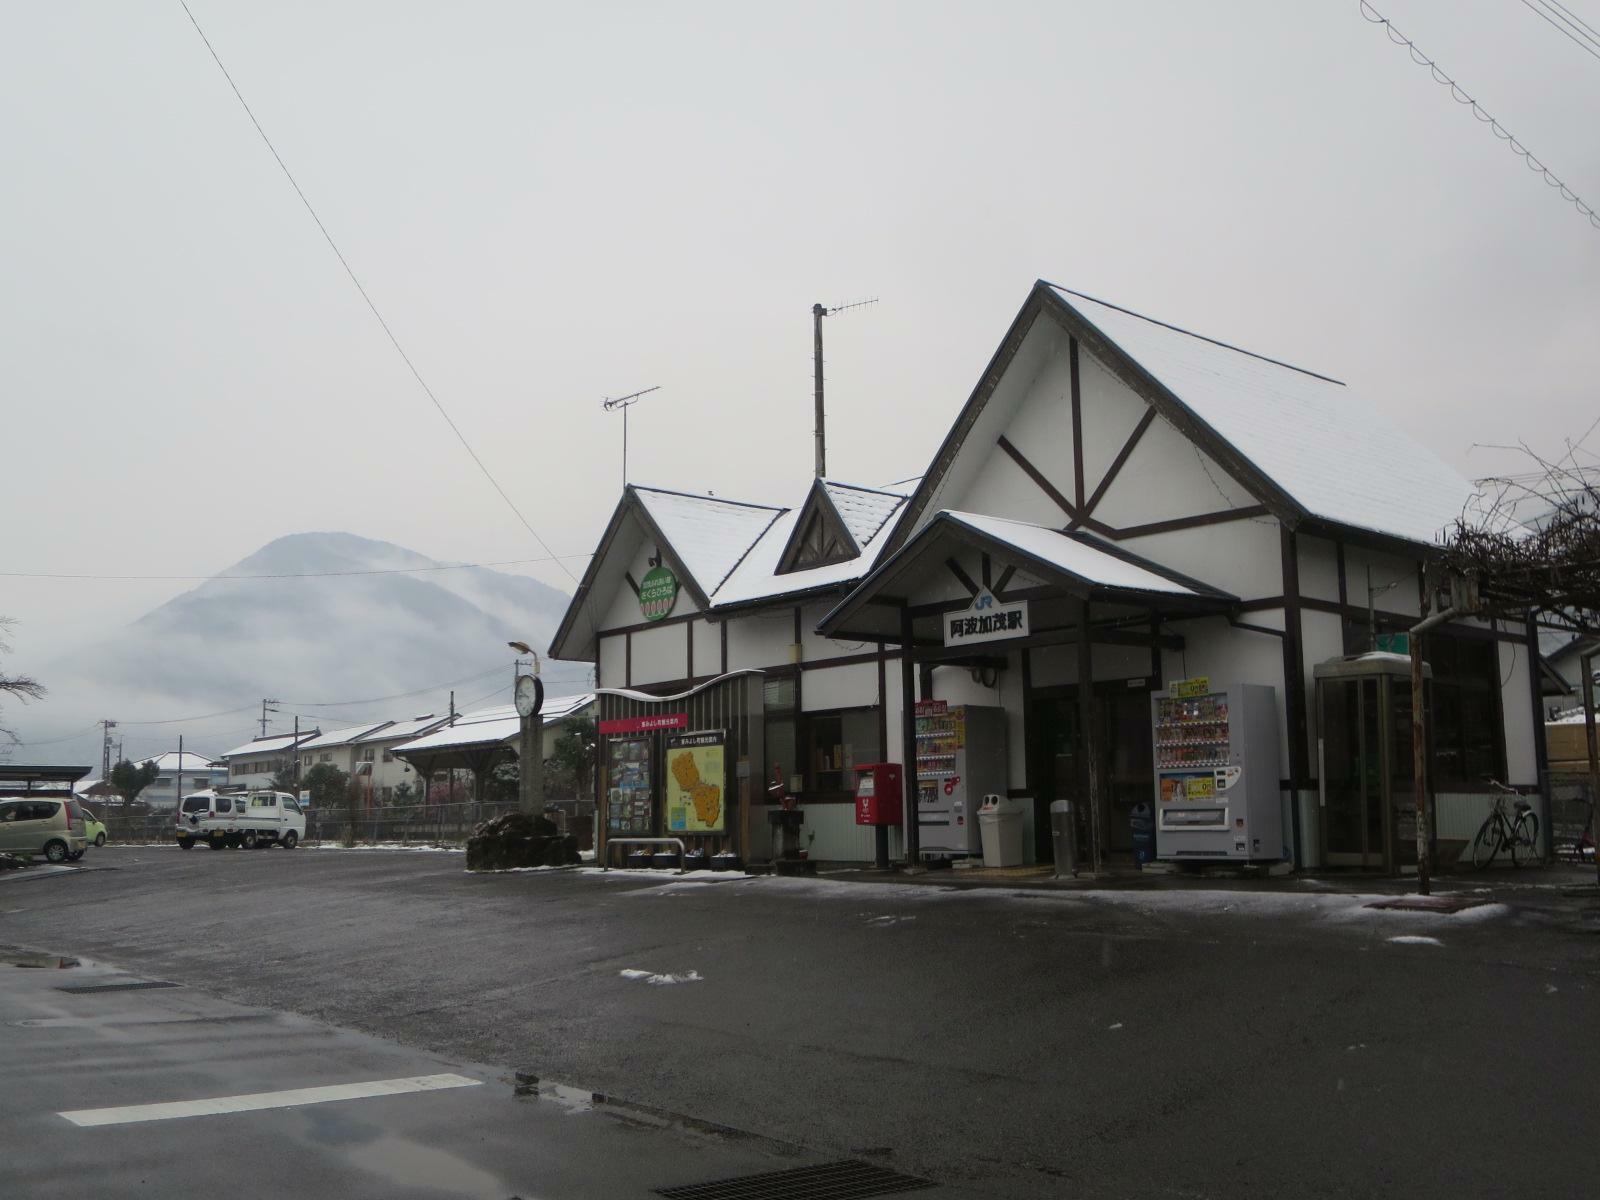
[465,811,580,872]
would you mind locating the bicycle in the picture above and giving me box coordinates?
[1469,781,1540,870]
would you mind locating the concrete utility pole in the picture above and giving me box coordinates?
[810,298,877,480]
[100,719,118,777]
[812,303,827,478]
[259,698,279,739]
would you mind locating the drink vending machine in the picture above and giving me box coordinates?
[914,701,1008,858]
[1152,680,1282,862]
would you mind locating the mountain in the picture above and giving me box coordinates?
[20,533,585,763]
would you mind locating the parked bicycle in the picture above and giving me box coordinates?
[1470,780,1540,869]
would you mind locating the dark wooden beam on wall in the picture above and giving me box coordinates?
[993,565,1017,597]
[1069,336,1086,510]
[1336,540,1350,654]
[625,631,633,689]
[1279,525,1309,865]
[899,605,920,865]
[945,557,980,597]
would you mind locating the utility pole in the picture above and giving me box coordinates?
[810,298,877,479]
[293,716,300,796]
[259,698,279,739]
[601,386,661,490]
[100,719,118,777]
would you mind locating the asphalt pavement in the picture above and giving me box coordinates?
[3,845,1598,1198]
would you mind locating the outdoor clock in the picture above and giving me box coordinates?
[514,674,544,719]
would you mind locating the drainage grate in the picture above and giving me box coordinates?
[655,1159,934,1199]
[58,980,181,995]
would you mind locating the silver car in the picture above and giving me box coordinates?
[0,796,90,862]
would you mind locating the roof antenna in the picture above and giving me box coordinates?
[812,298,877,479]
[601,385,662,491]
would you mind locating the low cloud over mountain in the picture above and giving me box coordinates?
[12,533,586,766]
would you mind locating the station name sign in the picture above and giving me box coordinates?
[943,589,1029,647]
[598,712,689,735]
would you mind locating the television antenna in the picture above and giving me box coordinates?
[601,385,662,489]
[812,298,877,478]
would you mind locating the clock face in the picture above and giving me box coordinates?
[514,675,543,718]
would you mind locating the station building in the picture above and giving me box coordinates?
[550,281,1543,873]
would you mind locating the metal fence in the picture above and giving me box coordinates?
[1544,772,1596,863]
[98,802,594,850]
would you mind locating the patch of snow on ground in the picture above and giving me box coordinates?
[309,843,463,853]
[1386,935,1444,947]
[619,969,703,986]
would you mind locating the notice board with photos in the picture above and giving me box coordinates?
[665,730,727,835]
[605,736,655,835]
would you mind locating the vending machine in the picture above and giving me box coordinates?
[914,701,1008,858]
[1152,680,1282,862]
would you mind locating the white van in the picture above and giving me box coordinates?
[175,790,304,850]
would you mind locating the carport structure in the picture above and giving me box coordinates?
[0,765,92,797]
[818,510,1237,871]
[392,706,521,806]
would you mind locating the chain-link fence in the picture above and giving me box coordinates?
[95,802,594,850]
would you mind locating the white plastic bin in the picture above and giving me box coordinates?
[977,794,1026,867]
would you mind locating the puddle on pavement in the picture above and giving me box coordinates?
[528,1081,597,1114]
[345,1134,509,1200]
[0,948,79,969]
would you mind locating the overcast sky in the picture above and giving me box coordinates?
[5,1,1598,719]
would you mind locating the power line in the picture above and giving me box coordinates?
[177,2,582,586]
[0,551,593,583]
[1517,0,1600,62]
[1358,1,1600,231]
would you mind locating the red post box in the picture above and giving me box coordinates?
[853,763,903,826]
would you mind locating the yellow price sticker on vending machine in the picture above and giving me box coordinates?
[1170,677,1211,698]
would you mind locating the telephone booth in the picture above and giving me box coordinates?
[1314,652,1432,872]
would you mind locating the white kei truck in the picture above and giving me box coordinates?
[175,789,305,850]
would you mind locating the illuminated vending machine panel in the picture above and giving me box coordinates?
[915,701,1008,858]
[1152,681,1282,862]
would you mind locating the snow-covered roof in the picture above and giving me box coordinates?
[823,480,905,550]
[140,751,222,772]
[1050,286,1476,545]
[221,732,317,759]
[353,713,448,744]
[941,511,1207,595]
[1547,708,1597,726]
[634,487,785,596]
[392,694,594,755]
[297,721,392,751]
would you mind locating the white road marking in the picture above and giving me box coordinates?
[58,1072,481,1127]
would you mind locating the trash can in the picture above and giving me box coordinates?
[977,794,1026,867]
[1050,799,1078,878]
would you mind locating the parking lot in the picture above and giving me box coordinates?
[4,845,1599,1198]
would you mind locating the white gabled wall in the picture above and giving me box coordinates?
[1499,638,1537,785]
[602,537,703,631]
[628,623,688,686]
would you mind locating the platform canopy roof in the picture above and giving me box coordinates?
[391,694,595,774]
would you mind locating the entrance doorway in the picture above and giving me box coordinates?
[1315,655,1428,872]
[1029,683,1155,863]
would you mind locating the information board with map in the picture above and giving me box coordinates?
[664,730,726,835]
